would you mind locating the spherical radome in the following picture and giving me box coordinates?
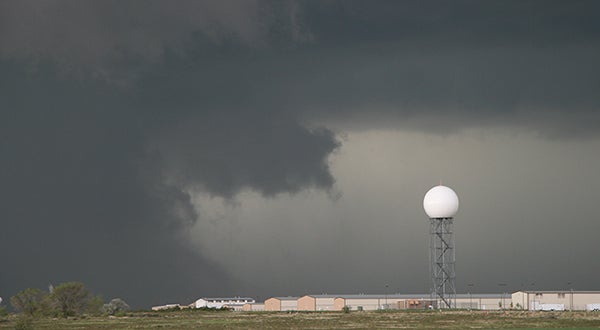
[423,185,459,218]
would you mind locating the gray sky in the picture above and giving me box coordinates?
[1,0,600,307]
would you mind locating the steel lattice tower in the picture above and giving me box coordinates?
[423,185,459,310]
[429,217,456,309]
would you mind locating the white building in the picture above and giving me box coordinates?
[331,294,505,311]
[512,291,600,311]
[266,293,507,311]
[455,294,507,310]
[333,294,413,311]
[194,297,255,311]
[206,291,600,312]
[151,303,184,311]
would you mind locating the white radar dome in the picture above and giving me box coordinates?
[423,185,459,218]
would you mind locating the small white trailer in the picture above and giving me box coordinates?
[533,302,565,311]
[586,304,600,311]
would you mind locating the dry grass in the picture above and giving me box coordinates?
[2,310,600,329]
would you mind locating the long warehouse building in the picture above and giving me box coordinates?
[260,291,600,311]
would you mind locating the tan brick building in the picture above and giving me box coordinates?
[242,303,265,311]
[264,297,298,311]
[297,295,338,311]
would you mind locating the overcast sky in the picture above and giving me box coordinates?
[2,0,600,308]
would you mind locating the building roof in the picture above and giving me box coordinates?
[332,294,424,299]
[302,294,342,299]
[306,293,505,300]
[516,290,600,294]
[268,296,299,301]
[197,297,255,301]
[456,294,504,299]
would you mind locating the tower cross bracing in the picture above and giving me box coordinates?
[430,217,455,309]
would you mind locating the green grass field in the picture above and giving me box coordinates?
[2,310,600,329]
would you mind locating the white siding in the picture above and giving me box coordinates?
[281,300,297,311]
[315,297,335,311]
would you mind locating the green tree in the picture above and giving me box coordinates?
[87,295,104,315]
[49,282,93,317]
[10,288,49,317]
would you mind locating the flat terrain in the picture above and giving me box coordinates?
[2,310,600,329]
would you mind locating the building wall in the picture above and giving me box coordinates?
[453,296,506,310]
[264,298,297,311]
[297,296,316,311]
[242,303,265,311]
[281,300,298,311]
[264,298,281,311]
[512,292,600,311]
[529,292,570,307]
[225,304,244,311]
[333,298,346,311]
[345,298,382,311]
[334,297,405,311]
[195,298,254,309]
[151,304,181,311]
[479,297,505,310]
[315,297,336,311]
[512,292,527,309]
[399,299,436,310]
[572,293,600,310]
[195,299,208,308]
[531,292,572,310]
[383,298,402,309]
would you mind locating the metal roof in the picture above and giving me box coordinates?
[455,294,504,299]
[328,294,427,299]
[304,293,505,299]
[269,296,300,301]
[303,294,344,298]
[198,297,255,301]
[516,290,600,294]
[268,292,570,302]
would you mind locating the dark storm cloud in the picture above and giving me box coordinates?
[3,0,599,129]
[0,1,337,307]
[0,62,222,307]
[0,57,339,306]
[1,0,600,307]
[156,115,338,198]
[302,1,600,45]
[277,1,600,136]
[0,0,311,81]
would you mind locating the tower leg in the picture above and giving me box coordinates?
[430,217,456,309]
